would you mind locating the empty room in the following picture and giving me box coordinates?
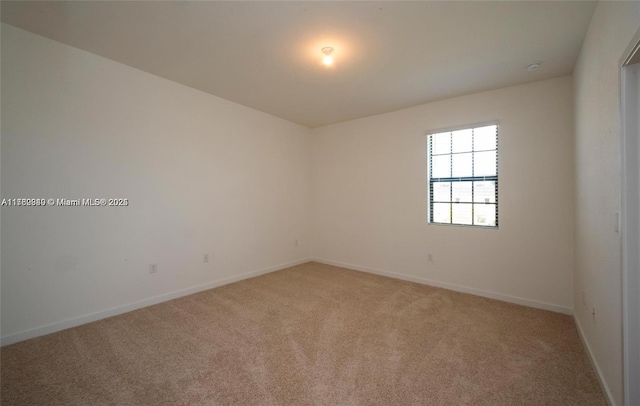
[1,1,639,405]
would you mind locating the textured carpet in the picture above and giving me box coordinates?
[2,261,605,405]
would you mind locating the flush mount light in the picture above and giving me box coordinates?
[322,47,334,66]
[525,62,542,71]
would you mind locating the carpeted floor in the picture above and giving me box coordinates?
[1,261,605,405]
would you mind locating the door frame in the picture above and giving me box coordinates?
[620,28,640,406]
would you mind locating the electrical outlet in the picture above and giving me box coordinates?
[149,263,157,274]
[203,254,209,263]
[592,306,597,322]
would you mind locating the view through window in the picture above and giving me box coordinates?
[428,124,498,227]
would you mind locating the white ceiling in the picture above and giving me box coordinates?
[1,1,596,128]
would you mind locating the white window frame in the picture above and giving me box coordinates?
[427,122,499,228]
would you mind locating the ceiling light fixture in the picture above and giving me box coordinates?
[322,47,334,66]
[525,62,542,71]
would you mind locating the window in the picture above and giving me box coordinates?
[428,124,498,227]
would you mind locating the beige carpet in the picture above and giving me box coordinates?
[1,262,605,405]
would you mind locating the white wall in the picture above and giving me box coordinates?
[312,76,575,314]
[1,24,312,343]
[573,3,640,406]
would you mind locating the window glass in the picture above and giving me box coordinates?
[428,124,498,227]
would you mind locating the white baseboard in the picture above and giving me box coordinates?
[1,257,312,347]
[2,257,573,346]
[312,258,573,315]
[574,315,617,406]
